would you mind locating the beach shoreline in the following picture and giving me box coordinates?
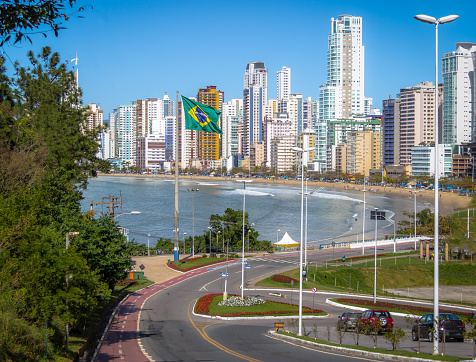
[96,172,471,217]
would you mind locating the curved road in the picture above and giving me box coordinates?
[96,243,476,361]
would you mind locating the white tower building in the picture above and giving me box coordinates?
[442,42,476,145]
[243,62,268,156]
[277,66,291,100]
[319,15,365,121]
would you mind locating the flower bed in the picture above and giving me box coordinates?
[271,274,299,284]
[195,293,324,317]
[218,295,266,307]
[334,298,474,318]
[116,279,138,287]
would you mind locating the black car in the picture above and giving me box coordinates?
[412,313,465,342]
[337,311,362,331]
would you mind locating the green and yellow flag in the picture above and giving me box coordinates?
[181,96,222,134]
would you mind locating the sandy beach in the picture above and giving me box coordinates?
[98,172,471,217]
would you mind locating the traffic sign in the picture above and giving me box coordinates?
[312,287,317,293]
[220,272,228,277]
[139,264,145,270]
[245,265,251,268]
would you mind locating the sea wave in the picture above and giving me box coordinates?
[311,192,362,203]
[227,189,275,197]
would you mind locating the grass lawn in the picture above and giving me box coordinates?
[197,294,327,317]
[170,256,242,271]
[276,331,465,361]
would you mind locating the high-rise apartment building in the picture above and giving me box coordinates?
[83,103,103,133]
[196,86,223,162]
[222,99,243,158]
[277,66,291,100]
[346,129,381,177]
[114,104,136,166]
[319,15,364,122]
[382,96,401,166]
[399,82,436,166]
[442,43,476,145]
[243,62,268,156]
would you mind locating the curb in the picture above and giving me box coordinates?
[266,330,469,362]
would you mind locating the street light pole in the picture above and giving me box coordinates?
[237,179,252,300]
[147,234,151,257]
[292,146,313,336]
[183,232,187,254]
[188,188,199,257]
[276,229,280,246]
[208,226,212,255]
[414,13,458,355]
[363,180,366,255]
[374,207,378,304]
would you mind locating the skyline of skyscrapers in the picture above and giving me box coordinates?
[94,16,474,179]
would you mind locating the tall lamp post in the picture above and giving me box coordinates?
[114,211,141,242]
[208,226,212,255]
[237,179,252,300]
[292,146,313,336]
[373,207,379,303]
[147,234,151,257]
[187,188,199,257]
[414,13,459,356]
[183,232,187,254]
[65,231,79,350]
[276,229,280,246]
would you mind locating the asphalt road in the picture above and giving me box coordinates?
[97,242,476,361]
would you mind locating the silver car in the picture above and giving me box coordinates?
[337,311,362,331]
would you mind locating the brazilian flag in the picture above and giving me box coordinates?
[181,96,222,134]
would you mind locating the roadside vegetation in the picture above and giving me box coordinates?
[0,3,136,360]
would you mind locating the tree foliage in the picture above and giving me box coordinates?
[0,48,127,359]
[0,0,89,46]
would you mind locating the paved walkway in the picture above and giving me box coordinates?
[386,285,476,304]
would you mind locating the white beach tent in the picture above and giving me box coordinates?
[273,232,300,248]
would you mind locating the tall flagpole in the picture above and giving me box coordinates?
[174,91,180,261]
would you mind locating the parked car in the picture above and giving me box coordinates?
[412,313,465,342]
[337,311,362,331]
[358,309,394,334]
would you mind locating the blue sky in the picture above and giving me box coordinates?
[2,0,475,118]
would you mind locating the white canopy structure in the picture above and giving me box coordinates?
[273,232,300,247]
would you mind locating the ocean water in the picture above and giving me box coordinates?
[81,176,413,246]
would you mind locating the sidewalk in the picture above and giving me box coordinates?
[131,254,182,284]
[386,285,476,304]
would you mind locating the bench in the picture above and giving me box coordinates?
[274,322,285,332]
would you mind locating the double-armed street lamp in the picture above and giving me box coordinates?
[292,146,313,336]
[414,13,459,356]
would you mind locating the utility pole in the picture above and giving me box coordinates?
[89,196,122,216]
